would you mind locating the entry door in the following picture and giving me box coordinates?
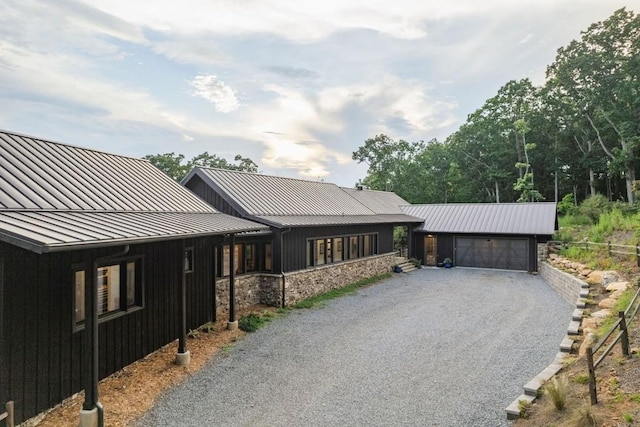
[424,235,437,266]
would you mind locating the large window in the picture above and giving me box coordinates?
[219,242,273,276]
[74,257,143,328]
[307,234,378,267]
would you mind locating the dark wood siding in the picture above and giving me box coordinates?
[185,175,241,217]
[1,237,218,424]
[281,224,395,272]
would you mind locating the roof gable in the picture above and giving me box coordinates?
[402,203,558,235]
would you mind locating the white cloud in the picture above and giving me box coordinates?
[189,75,240,113]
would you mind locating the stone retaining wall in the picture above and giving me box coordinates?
[539,261,585,304]
[283,253,395,306]
[215,253,396,314]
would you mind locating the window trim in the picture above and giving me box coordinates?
[73,255,145,332]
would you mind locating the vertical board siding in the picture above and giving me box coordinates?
[1,236,217,424]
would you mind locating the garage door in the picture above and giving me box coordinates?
[455,237,529,271]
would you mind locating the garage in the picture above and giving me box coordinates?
[401,203,558,272]
[455,237,529,270]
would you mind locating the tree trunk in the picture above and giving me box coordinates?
[495,180,500,203]
[626,167,636,204]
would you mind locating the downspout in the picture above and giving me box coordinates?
[280,228,292,308]
[81,245,129,427]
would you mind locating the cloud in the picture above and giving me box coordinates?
[264,66,320,80]
[153,37,230,66]
[189,75,240,113]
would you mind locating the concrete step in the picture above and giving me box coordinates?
[505,394,536,420]
[396,261,418,273]
[567,320,581,335]
[560,336,574,353]
[579,288,590,298]
[572,309,583,321]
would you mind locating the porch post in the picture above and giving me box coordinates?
[80,258,102,427]
[228,233,238,330]
[176,240,190,366]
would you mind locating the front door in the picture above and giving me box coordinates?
[424,235,437,266]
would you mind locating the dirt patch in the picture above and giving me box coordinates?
[33,306,276,427]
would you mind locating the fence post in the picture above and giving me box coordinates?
[585,239,589,251]
[6,401,14,427]
[586,347,598,405]
[608,241,611,256]
[619,311,630,357]
[636,244,639,267]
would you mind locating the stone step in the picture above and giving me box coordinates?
[579,288,590,298]
[572,309,583,321]
[567,320,581,335]
[505,394,536,420]
[560,336,574,353]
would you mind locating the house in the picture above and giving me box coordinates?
[182,168,424,307]
[402,203,558,272]
[0,131,267,425]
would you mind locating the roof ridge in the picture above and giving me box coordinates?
[194,166,338,186]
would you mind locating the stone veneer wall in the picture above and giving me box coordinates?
[216,274,282,316]
[539,261,584,304]
[282,253,396,306]
[215,253,396,314]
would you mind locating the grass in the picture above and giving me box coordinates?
[293,273,392,309]
[546,375,569,411]
[596,288,636,337]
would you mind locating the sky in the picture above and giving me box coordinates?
[1,1,640,187]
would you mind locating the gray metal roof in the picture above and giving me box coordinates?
[401,203,558,235]
[0,130,267,252]
[184,167,422,227]
[253,214,422,227]
[340,187,411,215]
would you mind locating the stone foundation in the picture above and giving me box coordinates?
[539,261,585,304]
[215,253,396,314]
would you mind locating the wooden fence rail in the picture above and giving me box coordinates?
[0,401,14,427]
[548,240,640,266]
[585,281,640,405]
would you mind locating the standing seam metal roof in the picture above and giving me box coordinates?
[0,130,267,252]
[184,167,423,226]
[401,203,558,235]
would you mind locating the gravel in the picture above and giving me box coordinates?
[137,268,572,427]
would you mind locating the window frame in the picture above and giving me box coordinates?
[73,255,145,332]
[307,233,379,267]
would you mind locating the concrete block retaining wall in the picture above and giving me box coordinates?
[215,253,396,314]
[539,261,585,305]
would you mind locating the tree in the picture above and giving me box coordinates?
[547,8,640,204]
[144,152,259,181]
[352,134,425,193]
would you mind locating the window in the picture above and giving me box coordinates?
[349,236,358,259]
[234,244,243,275]
[333,238,343,262]
[222,245,231,276]
[184,248,194,273]
[264,243,272,272]
[315,239,326,265]
[221,244,247,276]
[245,244,257,272]
[306,233,379,267]
[74,258,143,327]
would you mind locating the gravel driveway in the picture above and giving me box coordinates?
[137,268,572,426]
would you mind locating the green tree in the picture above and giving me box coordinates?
[144,152,259,181]
[547,7,640,204]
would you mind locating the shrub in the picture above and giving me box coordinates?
[570,404,599,427]
[546,375,569,411]
[238,312,274,332]
[573,374,589,385]
[578,194,611,223]
[558,193,577,216]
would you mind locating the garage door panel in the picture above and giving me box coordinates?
[455,237,529,271]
